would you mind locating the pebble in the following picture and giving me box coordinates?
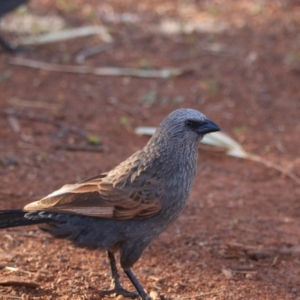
[150,290,159,299]
[291,288,298,294]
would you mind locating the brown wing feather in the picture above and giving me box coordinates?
[24,172,162,220]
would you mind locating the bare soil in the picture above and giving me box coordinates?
[0,0,300,299]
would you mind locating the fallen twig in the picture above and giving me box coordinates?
[18,25,113,45]
[246,153,300,185]
[179,289,224,299]
[54,144,105,152]
[222,242,300,260]
[76,43,114,64]
[5,266,35,276]
[9,57,187,79]
[7,97,63,110]
[0,294,23,299]
[0,276,39,288]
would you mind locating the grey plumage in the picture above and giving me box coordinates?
[0,108,220,299]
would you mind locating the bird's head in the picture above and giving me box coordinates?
[153,108,220,146]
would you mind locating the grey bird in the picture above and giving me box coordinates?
[0,108,220,299]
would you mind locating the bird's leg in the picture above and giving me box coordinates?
[124,269,151,300]
[98,250,139,298]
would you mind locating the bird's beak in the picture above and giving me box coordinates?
[197,119,220,134]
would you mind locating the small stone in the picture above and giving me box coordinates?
[149,290,159,299]
[1,156,18,167]
[60,257,69,263]
[291,288,298,294]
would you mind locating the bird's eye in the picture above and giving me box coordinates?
[185,119,204,129]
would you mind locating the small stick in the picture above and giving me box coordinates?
[18,25,113,45]
[0,294,23,299]
[75,43,114,64]
[7,97,63,110]
[54,144,105,152]
[247,153,300,185]
[0,276,39,288]
[9,57,185,79]
[5,266,35,276]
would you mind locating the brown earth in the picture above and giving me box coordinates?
[0,0,300,299]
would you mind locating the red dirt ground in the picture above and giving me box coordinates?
[0,0,300,299]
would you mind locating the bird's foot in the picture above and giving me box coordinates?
[98,287,139,298]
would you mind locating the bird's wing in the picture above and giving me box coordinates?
[24,173,162,220]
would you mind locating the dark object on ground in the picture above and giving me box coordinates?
[0,0,29,53]
[0,108,220,299]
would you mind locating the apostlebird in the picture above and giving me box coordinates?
[0,108,220,299]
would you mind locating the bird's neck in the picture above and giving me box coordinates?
[144,135,199,189]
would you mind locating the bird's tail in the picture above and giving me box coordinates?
[0,209,49,229]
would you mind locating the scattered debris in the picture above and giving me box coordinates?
[0,108,86,138]
[0,109,108,153]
